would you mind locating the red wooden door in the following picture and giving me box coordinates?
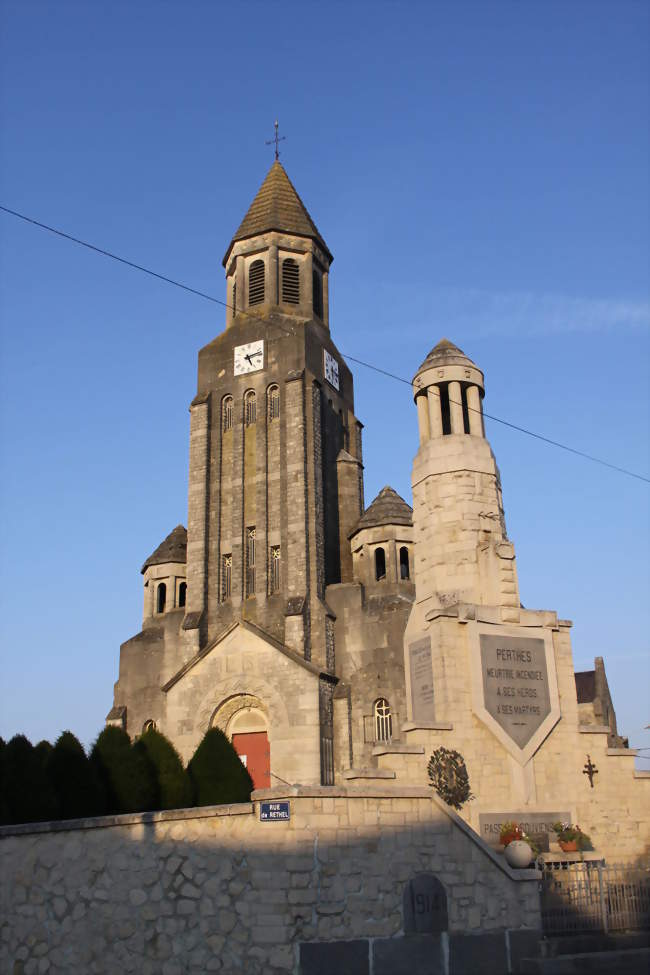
[232,731,270,789]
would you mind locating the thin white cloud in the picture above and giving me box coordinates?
[428,287,650,338]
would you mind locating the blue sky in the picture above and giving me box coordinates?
[1,1,648,762]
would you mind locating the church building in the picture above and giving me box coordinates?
[109,161,648,861]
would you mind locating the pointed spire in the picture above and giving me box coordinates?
[222,161,332,266]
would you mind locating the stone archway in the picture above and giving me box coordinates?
[211,694,271,789]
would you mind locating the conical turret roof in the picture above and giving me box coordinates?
[350,486,412,537]
[141,525,187,574]
[416,338,476,374]
[222,161,332,265]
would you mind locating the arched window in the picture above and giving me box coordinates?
[374,698,392,742]
[246,527,256,597]
[375,547,386,581]
[267,384,280,421]
[142,719,157,734]
[156,582,166,614]
[313,269,323,318]
[399,546,410,580]
[244,390,256,426]
[178,581,187,608]
[282,258,300,304]
[249,260,265,305]
[222,395,233,432]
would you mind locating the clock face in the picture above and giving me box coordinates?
[324,349,340,391]
[234,340,264,376]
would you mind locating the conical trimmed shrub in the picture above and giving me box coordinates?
[90,726,157,814]
[48,731,106,820]
[134,728,192,810]
[4,735,58,824]
[0,737,8,825]
[188,727,253,806]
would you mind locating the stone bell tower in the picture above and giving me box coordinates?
[182,160,364,672]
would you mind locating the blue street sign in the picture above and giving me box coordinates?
[260,801,290,822]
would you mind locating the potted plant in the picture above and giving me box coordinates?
[499,821,536,868]
[552,822,592,852]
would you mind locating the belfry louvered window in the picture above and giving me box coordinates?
[282,258,300,304]
[313,269,323,318]
[244,390,256,426]
[267,385,280,422]
[222,396,233,432]
[249,260,265,306]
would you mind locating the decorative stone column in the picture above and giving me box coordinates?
[466,385,483,437]
[428,386,444,438]
[416,393,430,444]
[448,380,464,434]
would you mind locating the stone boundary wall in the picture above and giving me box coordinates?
[0,787,541,975]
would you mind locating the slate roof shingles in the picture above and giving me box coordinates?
[223,161,332,265]
[350,486,413,537]
[141,525,187,574]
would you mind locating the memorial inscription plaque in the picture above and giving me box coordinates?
[480,634,551,749]
[480,811,571,849]
[409,637,435,723]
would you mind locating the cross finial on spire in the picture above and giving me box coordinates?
[266,120,286,161]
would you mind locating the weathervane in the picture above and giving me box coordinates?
[266,120,286,161]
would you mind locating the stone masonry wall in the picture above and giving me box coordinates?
[0,789,541,975]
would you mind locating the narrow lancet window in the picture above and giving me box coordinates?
[313,269,323,318]
[269,545,281,593]
[221,554,232,601]
[267,385,280,422]
[374,698,392,742]
[246,528,256,597]
[249,260,265,305]
[244,390,257,426]
[178,581,187,607]
[282,258,300,304]
[375,547,386,581]
[156,582,166,614]
[399,547,410,580]
[222,395,233,432]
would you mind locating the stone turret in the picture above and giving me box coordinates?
[141,525,187,623]
[409,339,519,611]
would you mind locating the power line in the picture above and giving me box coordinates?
[1,202,648,485]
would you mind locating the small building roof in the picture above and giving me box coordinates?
[416,338,477,374]
[574,670,596,704]
[223,160,332,266]
[350,486,413,537]
[141,525,187,574]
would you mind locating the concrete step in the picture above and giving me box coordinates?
[519,947,650,974]
[341,767,396,781]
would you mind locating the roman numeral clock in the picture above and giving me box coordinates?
[234,340,264,376]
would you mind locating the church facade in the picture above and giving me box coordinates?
[109,162,648,860]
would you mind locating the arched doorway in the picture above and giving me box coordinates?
[211,695,271,790]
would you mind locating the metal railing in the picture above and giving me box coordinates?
[541,862,650,935]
